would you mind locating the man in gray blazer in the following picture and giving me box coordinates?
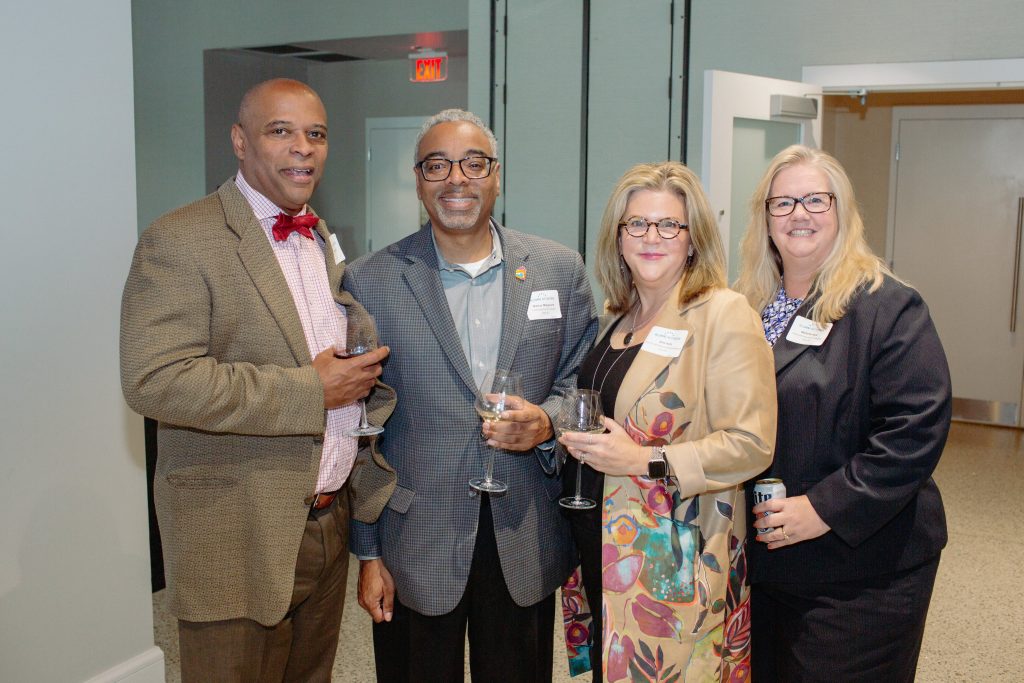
[347,109,597,681]
[121,79,394,681]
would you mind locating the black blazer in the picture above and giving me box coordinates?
[748,275,952,584]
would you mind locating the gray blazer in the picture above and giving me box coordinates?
[345,223,598,616]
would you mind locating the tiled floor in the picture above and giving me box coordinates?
[154,422,1024,681]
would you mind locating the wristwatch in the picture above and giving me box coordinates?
[647,445,668,479]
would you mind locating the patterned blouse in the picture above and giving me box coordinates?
[761,285,804,346]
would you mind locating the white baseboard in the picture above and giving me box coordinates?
[83,646,165,683]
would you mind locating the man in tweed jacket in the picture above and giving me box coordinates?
[347,109,598,681]
[120,79,394,681]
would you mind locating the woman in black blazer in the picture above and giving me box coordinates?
[735,145,952,682]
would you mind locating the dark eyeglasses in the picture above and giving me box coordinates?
[617,216,688,239]
[766,192,835,217]
[415,156,497,182]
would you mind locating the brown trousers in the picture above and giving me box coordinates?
[178,494,350,682]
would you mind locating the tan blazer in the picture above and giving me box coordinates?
[594,285,777,678]
[120,180,395,626]
[613,286,777,494]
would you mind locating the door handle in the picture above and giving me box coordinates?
[1012,197,1024,333]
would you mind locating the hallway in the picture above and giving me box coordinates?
[153,422,1023,681]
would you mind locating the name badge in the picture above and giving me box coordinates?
[328,233,345,265]
[641,327,688,358]
[527,290,562,320]
[785,315,833,346]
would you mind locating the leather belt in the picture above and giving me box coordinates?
[310,490,339,510]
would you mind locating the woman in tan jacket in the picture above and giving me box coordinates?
[559,161,776,681]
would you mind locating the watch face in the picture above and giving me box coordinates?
[648,459,667,479]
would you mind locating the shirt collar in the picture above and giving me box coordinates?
[430,220,504,276]
[234,171,309,222]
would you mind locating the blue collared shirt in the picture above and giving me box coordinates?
[430,222,505,388]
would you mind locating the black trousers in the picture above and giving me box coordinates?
[751,555,940,682]
[565,461,604,682]
[372,495,555,683]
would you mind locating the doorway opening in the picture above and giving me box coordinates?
[825,89,1024,427]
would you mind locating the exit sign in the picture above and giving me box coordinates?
[409,51,448,82]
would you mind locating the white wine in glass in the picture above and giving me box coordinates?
[558,389,604,510]
[470,369,523,494]
[340,323,384,437]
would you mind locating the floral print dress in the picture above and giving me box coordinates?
[599,386,751,681]
[562,288,774,682]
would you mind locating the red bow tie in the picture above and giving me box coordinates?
[272,212,318,241]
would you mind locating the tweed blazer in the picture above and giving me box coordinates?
[747,276,952,585]
[345,222,598,616]
[120,179,396,626]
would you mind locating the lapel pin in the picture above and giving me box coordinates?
[514,267,526,280]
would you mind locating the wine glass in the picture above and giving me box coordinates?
[470,369,523,493]
[558,389,604,510]
[340,321,384,437]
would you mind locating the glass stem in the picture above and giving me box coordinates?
[574,461,584,500]
[359,399,370,429]
[484,448,496,483]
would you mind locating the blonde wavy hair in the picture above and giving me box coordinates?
[735,145,892,323]
[595,161,727,315]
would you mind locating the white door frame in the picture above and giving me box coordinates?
[803,58,1024,93]
[702,70,823,273]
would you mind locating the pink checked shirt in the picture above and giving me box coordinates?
[236,173,359,494]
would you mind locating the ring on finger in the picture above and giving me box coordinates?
[781,526,790,541]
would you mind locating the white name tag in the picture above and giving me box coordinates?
[785,315,833,346]
[527,290,562,320]
[328,233,345,265]
[641,326,688,357]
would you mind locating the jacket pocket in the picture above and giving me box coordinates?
[165,470,237,489]
[385,484,416,514]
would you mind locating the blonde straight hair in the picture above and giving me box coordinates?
[595,161,727,314]
[735,145,893,323]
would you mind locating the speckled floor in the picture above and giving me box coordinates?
[153,422,1023,681]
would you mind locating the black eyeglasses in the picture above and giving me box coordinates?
[766,192,835,217]
[415,156,497,182]
[617,216,688,239]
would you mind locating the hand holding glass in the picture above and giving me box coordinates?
[471,370,523,493]
[557,389,604,510]
[339,324,384,437]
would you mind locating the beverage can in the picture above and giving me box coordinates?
[753,478,786,535]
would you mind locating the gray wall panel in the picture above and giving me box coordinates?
[501,0,585,251]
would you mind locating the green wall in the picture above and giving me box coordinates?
[132,0,469,230]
